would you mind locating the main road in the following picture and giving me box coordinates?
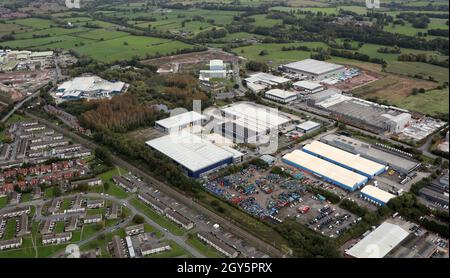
[24,111,285,258]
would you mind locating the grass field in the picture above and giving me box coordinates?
[0,196,6,209]
[384,18,449,37]
[233,42,327,67]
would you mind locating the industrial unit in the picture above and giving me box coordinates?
[146,133,241,178]
[360,185,396,206]
[282,150,368,191]
[155,111,206,133]
[311,93,412,134]
[302,141,386,178]
[280,59,345,80]
[244,72,290,93]
[296,120,321,133]
[211,102,291,144]
[345,222,410,258]
[293,80,324,94]
[264,89,298,104]
[320,134,421,175]
[55,76,127,100]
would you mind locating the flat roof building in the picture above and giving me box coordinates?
[296,120,321,133]
[264,89,298,104]
[125,224,145,236]
[140,242,171,256]
[293,80,325,94]
[56,76,127,101]
[42,232,72,245]
[281,59,345,80]
[146,133,235,178]
[345,222,410,258]
[155,111,206,133]
[211,102,291,144]
[244,72,290,93]
[282,150,368,191]
[197,231,238,258]
[320,134,420,175]
[302,141,386,178]
[138,192,168,215]
[360,185,396,206]
[165,209,194,230]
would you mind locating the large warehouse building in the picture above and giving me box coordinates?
[146,133,241,178]
[211,102,291,144]
[264,89,298,104]
[302,141,386,178]
[155,111,206,133]
[282,150,368,191]
[320,134,420,174]
[360,185,396,206]
[55,75,127,101]
[345,222,410,258]
[280,59,345,81]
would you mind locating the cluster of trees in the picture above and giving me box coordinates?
[329,48,387,65]
[377,46,401,54]
[398,53,449,68]
[427,29,449,37]
[275,220,341,258]
[195,28,227,40]
[281,45,311,52]
[387,193,449,237]
[80,94,159,133]
[245,60,269,72]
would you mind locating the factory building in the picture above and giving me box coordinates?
[55,76,127,101]
[209,60,224,71]
[293,80,324,94]
[282,150,368,191]
[211,102,291,144]
[244,72,290,93]
[312,94,412,134]
[302,141,386,178]
[296,120,321,133]
[146,132,241,178]
[264,89,298,104]
[280,59,345,81]
[320,134,420,175]
[155,111,206,133]
[345,222,410,258]
[360,185,396,206]
[199,59,227,81]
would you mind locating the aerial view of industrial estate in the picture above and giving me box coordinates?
[0,0,448,261]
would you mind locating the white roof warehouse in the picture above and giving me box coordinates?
[282,150,368,191]
[346,222,410,258]
[282,59,345,80]
[146,133,241,178]
[302,141,386,178]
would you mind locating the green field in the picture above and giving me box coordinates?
[233,42,327,67]
[384,18,449,37]
[0,196,6,209]
[390,88,449,116]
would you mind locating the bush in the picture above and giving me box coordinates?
[132,214,145,224]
